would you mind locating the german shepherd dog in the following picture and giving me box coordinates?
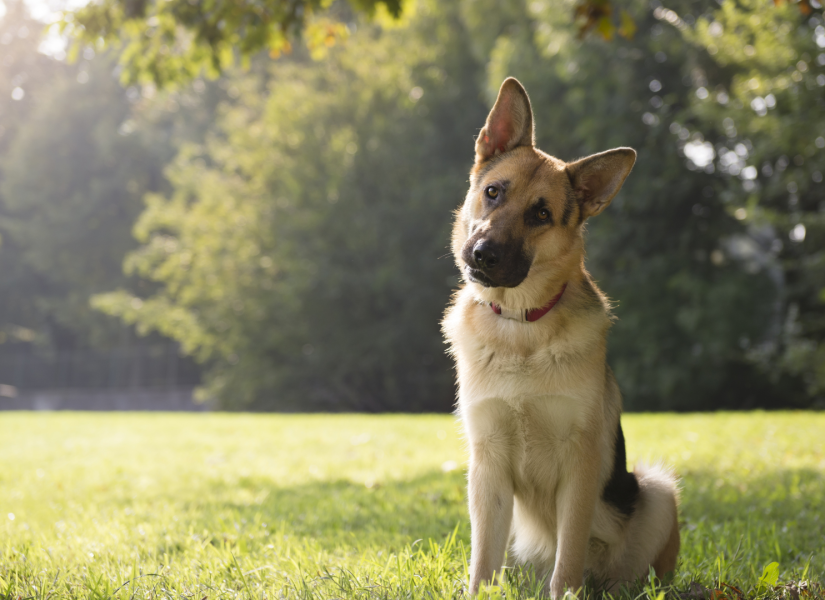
[442,78,680,598]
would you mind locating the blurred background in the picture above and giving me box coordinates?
[0,0,823,412]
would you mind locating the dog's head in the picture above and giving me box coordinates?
[452,77,636,308]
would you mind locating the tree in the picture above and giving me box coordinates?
[64,0,402,87]
[64,0,822,88]
[93,0,486,410]
[1,53,157,348]
[0,1,65,346]
[463,0,783,409]
[0,1,223,355]
[92,0,823,410]
[685,0,825,402]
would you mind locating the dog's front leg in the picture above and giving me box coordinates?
[549,441,600,599]
[468,443,514,594]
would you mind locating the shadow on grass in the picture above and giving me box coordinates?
[183,469,470,551]
[680,466,823,530]
[164,465,823,581]
[678,467,824,579]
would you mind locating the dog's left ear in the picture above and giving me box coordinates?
[566,148,637,219]
[475,78,535,164]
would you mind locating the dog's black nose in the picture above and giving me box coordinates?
[472,240,500,269]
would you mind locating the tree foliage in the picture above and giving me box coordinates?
[63,0,819,88]
[471,0,786,409]
[4,0,824,409]
[1,54,155,347]
[91,0,824,410]
[64,0,403,87]
[0,2,60,346]
[0,1,222,352]
[94,1,485,410]
[686,0,825,397]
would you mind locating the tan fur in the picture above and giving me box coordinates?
[652,504,681,577]
[442,78,680,598]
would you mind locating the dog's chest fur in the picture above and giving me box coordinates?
[447,291,613,514]
[508,395,587,500]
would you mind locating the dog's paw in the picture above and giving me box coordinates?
[549,576,583,600]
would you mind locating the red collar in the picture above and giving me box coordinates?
[491,283,567,323]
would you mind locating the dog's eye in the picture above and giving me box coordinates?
[485,186,499,199]
[537,208,550,221]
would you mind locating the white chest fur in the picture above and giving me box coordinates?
[447,295,609,502]
[462,392,596,491]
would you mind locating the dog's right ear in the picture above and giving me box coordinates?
[566,148,637,219]
[475,78,535,164]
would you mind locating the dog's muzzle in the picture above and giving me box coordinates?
[461,237,531,288]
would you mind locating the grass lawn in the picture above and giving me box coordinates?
[0,412,823,599]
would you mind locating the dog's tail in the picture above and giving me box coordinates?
[613,462,680,581]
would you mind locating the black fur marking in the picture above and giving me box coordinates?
[580,273,604,310]
[525,197,553,227]
[565,166,586,225]
[527,160,544,182]
[565,165,577,191]
[481,180,510,218]
[562,189,576,226]
[602,421,640,518]
[474,155,507,184]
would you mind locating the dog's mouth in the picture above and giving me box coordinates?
[461,237,533,289]
[464,266,497,288]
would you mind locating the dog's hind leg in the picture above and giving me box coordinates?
[610,464,680,583]
[651,502,680,577]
